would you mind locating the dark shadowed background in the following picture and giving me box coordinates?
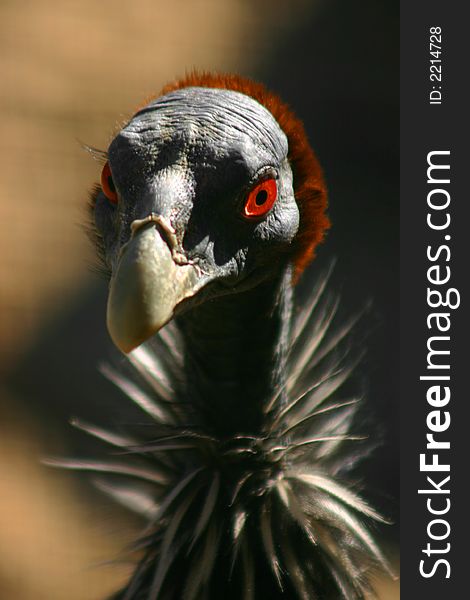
[0,1,398,597]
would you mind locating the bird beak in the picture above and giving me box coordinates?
[106,217,202,353]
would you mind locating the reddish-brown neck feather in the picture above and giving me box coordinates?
[148,71,330,281]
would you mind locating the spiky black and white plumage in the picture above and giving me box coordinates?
[53,73,390,599]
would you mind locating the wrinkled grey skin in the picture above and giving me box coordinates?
[95,88,299,341]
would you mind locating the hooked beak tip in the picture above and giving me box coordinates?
[106,221,201,353]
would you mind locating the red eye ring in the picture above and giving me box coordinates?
[101,162,118,204]
[243,178,277,219]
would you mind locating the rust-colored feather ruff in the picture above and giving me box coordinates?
[157,72,330,281]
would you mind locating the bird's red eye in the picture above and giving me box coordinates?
[243,178,277,219]
[101,162,118,204]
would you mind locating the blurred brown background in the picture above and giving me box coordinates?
[0,0,399,598]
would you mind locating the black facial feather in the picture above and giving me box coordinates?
[86,184,111,279]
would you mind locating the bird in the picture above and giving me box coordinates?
[57,72,391,599]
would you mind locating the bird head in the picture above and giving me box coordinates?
[90,73,329,353]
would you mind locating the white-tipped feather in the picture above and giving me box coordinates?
[293,472,386,523]
[93,478,159,517]
[70,417,137,449]
[128,345,175,402]
[59,268,389,599]
[100,363,171,423]
[45,458,167,485]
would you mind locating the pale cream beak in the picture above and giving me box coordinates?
[106,220,201,353]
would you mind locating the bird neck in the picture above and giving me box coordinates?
[175,267,293,436]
